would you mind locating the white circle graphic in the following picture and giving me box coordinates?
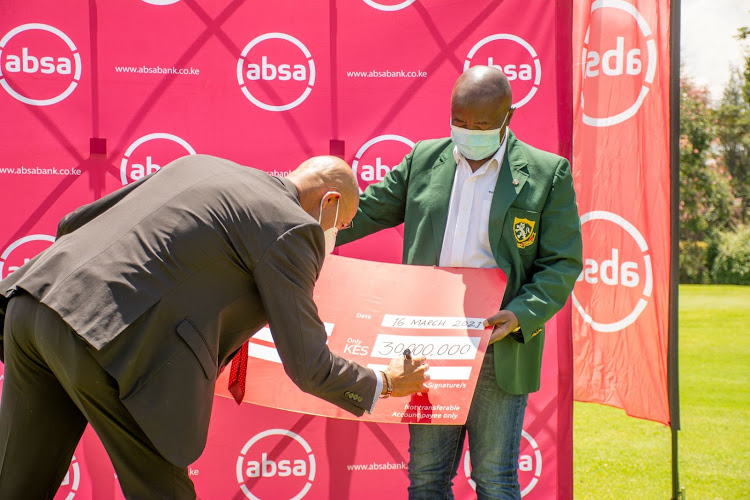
[351,134,414,193]
[0,234,56,279]
[236,33,315,112]
[464,34,542,108]
[362,0,416,11]
[61,454,80,500]
[120,132,196,185]
[141,0,180,4]
[0,23,82,106]
[235,428,316,500]
[581,0,657,127]
[572,210,653,332]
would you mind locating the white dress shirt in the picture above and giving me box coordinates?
[439,130,509,269]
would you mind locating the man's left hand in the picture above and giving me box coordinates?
[483,310,519,344]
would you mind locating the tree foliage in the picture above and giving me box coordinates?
[678,24,750,283]
[679,76,733,243]
[715,69,750,223]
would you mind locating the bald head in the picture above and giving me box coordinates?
[287,155,359,230]
[451,66,514,133]
[452,66,512,108]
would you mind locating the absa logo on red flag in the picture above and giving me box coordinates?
[351,135,414,193]
[237,33,315,112]
[464,34,541,108]
[0,23,82,106]
[572,211,653,332]
[0,234,55,280]
[580,0,656,127]
[235,429,316,500]
[120,133,196,185]
[463,430,543,497]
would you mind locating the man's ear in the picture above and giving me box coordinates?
[507,107,516,125]
[324,192,341,207]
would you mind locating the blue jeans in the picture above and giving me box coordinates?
[407,345,528,500]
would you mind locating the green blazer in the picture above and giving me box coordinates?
[337,132,583,394]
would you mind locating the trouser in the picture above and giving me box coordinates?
[407,344,529,500]
[0,291,195,499]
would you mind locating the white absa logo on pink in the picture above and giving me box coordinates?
[464,34,541,108]
[572,211,653,332]
[0,234,55,280]
[236,429,316,500]
[351,134,414,193]
[120,133,196,185]
[237,33,315,112]
[362,0,416,11]
[463,430,542,497]
[581,0,657,127]
[54,455,80,500]
[0,23,81,106]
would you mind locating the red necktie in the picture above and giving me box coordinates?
[227,341,248,404]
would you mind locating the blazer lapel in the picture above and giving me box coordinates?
[488,132,529,258]
[428,146,458,259]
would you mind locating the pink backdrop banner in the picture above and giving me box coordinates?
[0,0,574,498]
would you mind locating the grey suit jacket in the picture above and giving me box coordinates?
[0,155,377,467]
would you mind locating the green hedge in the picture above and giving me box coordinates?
[679,240,711,284]
[712,224,750,285]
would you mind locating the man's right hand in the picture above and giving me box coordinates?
[382,355,430,397]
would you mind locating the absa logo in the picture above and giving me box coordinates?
[236,429,316,500]
[464,34,541,108]
[0,24,82,106]
[120,133,196,185]
[580,0,657,127]
[572,211,653,332]
[54,455,80,500]
[463,430,543,497]
[237,33,315,112]
[362,0,416,11]
[351,134,414,193]
[0,234,55,280]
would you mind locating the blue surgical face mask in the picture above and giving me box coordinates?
[450,110,510,161]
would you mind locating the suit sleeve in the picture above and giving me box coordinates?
[56,172,156,238]
[505,158,583,343]
[253,223,378,415]
[335,145,414,246]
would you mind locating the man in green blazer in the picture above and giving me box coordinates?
[337,66,582,499]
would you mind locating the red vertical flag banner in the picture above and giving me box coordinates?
[572,0,672,424]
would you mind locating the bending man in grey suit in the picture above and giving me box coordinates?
[0,154,429,499]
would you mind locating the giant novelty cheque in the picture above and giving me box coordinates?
[216,255,507,424]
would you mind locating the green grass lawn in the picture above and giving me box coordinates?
[574,285,750,499]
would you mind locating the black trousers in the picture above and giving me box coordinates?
[0,292,195,499]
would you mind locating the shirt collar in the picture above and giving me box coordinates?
[452,127,509,173]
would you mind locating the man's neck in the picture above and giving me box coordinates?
[466,157,490,173]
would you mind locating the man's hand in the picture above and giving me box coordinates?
[483,309,520,344]
[383,354,430,397]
